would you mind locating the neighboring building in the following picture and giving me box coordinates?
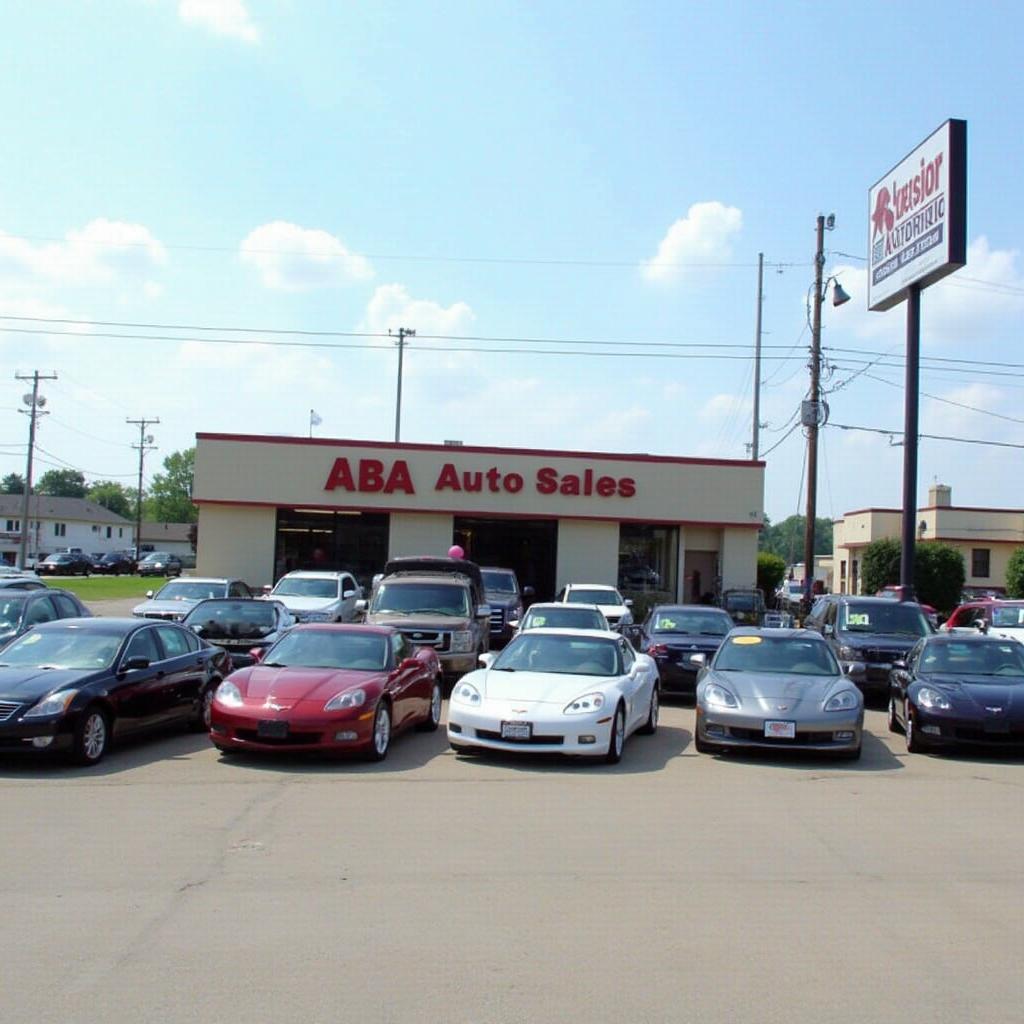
[139,522,195,558]
[0,495,134,566]
[788,556,834,593]
[192,434,765,600]
[833,484,1024,595]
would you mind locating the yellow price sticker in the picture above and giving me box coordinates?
[731,635,762,645]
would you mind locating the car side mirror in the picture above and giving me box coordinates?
[343,590,356,599]
[507,619,520,631]
[261,584,272,594]
[355,599,368,612]
[843,661,866,676]
[688,653,707,666]
[122,656,150,672]
[823,624,834,637]
[478,651,497,669]
[523,586,535,598]
[249,647,265,663]
[476,604,492,619]
[892,659,907,671]
[624,598,634,608]
[972,619,988,634]
[145,590,154,599]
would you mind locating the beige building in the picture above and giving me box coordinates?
[833,484,1024,595]
[192,433,764,601]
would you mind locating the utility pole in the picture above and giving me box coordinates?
[127,417,159,561]
[802,217,826,616]
[15,370,57,570]
[389,327,415,442]
[751,252,764,460]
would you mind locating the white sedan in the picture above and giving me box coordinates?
[447,628,659,764]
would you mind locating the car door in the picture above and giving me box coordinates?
[389,632,427,729]
[890,640,923,726]
[154,623,206,722]
[339,574,360,622]
[617,638,647,731]
[110,626,169,733]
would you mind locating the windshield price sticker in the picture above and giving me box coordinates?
[731,636,762,646]
[847,613,870,626]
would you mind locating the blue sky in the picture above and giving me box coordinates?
[1,0,1022,524]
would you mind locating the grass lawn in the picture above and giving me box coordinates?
[43,576,173,600]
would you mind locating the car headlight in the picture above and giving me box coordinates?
[704,683,738,709]
[452,681,481,705]
[324,688,366,712]
[917,686,952,711]
[23,689,78,718]
[451,630,474,653]
[564,692,605,715]
[824,690,859,712]
[215,680,244,708]
[838,645,861,661]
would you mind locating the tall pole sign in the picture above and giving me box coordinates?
[868,119,967,595]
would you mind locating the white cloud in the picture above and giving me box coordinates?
[641,201,743,283]
[699,392,751,420]
[361,284,475,337]
[178,0,260,43]
[176,338,336,397]
[240,221,374,291]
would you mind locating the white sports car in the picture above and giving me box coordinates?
[447,628,659,763]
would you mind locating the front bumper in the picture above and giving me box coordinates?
[210,704,375,754]
[912,707,1024,748]
[447,700,612,756]
[0,716,73,754]
[696,705,862,753]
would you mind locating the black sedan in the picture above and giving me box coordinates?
[36,552,92,576]
[0,618,231,764]
[625,604,734,696]
[137,552,183,577]
[0,588,91,649]
[183,598,295,668]
[889,634,1024,753]
[92,551,136,575]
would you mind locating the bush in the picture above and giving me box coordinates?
[914,542,965,614]
[757,552,786,597]
[1006,547,1024,599]
[860,538,901,595]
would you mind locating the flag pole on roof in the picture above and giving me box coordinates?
[309,409,322,437]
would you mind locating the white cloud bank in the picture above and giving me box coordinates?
[178,0,260,43]
[362,284,475,337]
[641,201,743,283]
[240,221,374,291]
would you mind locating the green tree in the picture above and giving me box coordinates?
[915,543,965,614]
[759,515,833,562]
[0,473,25,494]
[757,551,787,597]
[1003,548,1024,599]
[35,468,87,497]
[88,481,135,520]
[860,538,901,595]
[144,447,197,523]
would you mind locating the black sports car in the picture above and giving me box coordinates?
[888,634,1024,753]
[0,618,231,764]
[183,598,295,668]
[625,604,733,696]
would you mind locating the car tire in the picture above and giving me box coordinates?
[364,701,391,762]
[188,684,216,733]
[904,702,928,754]
[604,703,625,764]
[837,744,862,761]
[450,741,477,755]
[71,705,110,766]
[637,686,659,735]
[887,694,902,734]
[417,678,443,732]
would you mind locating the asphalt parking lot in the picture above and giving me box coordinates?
[2,693,1022,1024]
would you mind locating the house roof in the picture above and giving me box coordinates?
[139,521,193,543]
[0,494,132,525]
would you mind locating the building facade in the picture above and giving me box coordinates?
[833,484,1024,595]
[0,495,134,566]
[193,434,765,601]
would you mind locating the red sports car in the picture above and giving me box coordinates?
[209,624,443,760]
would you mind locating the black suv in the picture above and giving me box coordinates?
[480,567,534,647]
[804,594,933,697]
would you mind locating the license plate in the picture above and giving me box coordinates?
[501,721,532,741]
[257,720,289,739]
[764,720,796,739]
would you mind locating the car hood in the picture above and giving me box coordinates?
[918,675,1024,714]
[270,596,338,612]
[485,595,521,611]
[836,632,921,651]
[0,666,99,703]
[368,612,471,628]
[706,669,848,703]
[133,599,198,616]
[232,665,379,704]
[190,622,276,641]
[651,634,724,651]
[479,668,615,704]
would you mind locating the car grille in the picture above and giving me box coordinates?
[213,638,268,647]
[953,725,1024,743]
[399,629,451,652]
[474,728,565,745]
[235,729,323,746]
[728,727,836,745]
[861,646,905,663]
[142,612,180,621]
[489,608,505,633]
[0,701,21,723]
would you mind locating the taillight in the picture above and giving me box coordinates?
[648,643,669,657]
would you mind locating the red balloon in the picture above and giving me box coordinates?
[448,544,465,560]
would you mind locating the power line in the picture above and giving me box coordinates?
[854,371,1024,425]
[829,422,1024,451]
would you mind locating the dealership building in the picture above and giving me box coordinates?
[193,433,764,602]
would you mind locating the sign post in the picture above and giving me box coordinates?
[868,119,967,596]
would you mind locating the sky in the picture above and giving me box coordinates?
[1,0,1022,526]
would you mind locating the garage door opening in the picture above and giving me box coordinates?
[452,518,558,602]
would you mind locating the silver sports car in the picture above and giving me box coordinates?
[694,628,864,759]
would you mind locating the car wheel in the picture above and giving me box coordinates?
[637,686,659,735]
[71,705,110,766]
[364,701,391,762]
[188,684,216,732]
[887,694,902,734]
[905,701,928,754]
[450,741,477,755]
[837,744,862,761]
[417,678,443,732]
[604,703,625,764]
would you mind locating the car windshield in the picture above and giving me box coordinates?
[482,571,518,595]
[185,601,277,637]
[0,629,122,670]
[0,595,29,629]
[494,633,620,676]
[650,609,731,636]
[713,635,839,676]
[155,581,227,601]
[272,578,339,599]
[371,582,470,617]
[142,552,172,563]
[262,630,387,670]
[841,602,930,636]
[991,606,1024,628]
[725,593,759,611]
[567,588,622,607]
[45,555,72,564]
[522,607,605,631]
[920,641,1024,678]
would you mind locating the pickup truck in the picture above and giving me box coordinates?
[358,557,492,685]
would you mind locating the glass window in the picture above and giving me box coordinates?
[24,596,58,626]
[124,628,161,664]
[620,639,635,671]
[618,524,678,598]
[51,593,82,618]
[972,549,991,578]
[391,632,411,665]
[155,625,191,659]
[274,509,389,593]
